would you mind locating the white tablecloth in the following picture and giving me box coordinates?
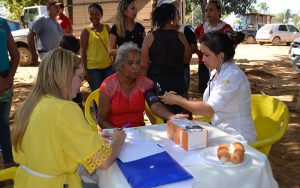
[95,123,278,188]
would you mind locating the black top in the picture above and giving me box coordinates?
[148,29,185,114]
[183,25,197,45]
[110,22,145,48]
[182,25,196,68]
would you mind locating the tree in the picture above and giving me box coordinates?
[0,0,48,20]
[256,2,268,13]
[274,13,285,23]
[187,0,256,20]
[291,13,300,28]
[284,9,292,22]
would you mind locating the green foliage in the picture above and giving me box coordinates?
[185,0,202,27]
[274,13,285,23]
[0,0,48,20]
[291,14,300,28]
[256,2,269,13]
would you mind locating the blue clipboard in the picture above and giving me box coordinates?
[116,151,193,188]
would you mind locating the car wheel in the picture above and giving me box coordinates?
[259,42,265,45]
[272,37,280,46]
[246,36,255,44]
[18,46,32,66]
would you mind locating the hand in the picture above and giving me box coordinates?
[99,131,113,143]
[159,91,184,105]
[32,52,38,65]
[0,76,11,93]
[111,129,126,146]
[169,113,189,120]
[84,71,91,82]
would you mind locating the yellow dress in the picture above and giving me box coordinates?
[13,95,112,188]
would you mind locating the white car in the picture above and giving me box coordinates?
[289,37,300,58]
[256,24,300,46]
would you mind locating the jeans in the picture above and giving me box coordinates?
[87,66,114,92]
[0,99,13,164]
[198,63,210,94]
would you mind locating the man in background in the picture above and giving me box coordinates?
[27,0,65,65]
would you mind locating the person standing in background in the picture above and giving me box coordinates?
[27,0,65,64]
[195,0,233,94]
[80,3,113,92]
[141,3,191,114]
[109,0,146,58]
[0,17,20,168]
[57,3,73,34]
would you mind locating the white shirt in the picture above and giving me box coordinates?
[203,61,256,142]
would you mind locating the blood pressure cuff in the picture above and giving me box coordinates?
[145,87,160,107]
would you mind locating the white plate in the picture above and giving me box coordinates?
[200,146,249,167]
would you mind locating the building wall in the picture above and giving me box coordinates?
[69,0,185,38]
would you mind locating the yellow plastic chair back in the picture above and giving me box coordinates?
[84,90,164,130]
[145,102,164,124]
[250,94,289,156]
[0,166,17,182]
[84,89,99,132]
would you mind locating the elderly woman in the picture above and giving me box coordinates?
[13,48,125,188]
[98,42,187,129]
[160,31,256,143]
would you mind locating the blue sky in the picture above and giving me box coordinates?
[256,0,300,14]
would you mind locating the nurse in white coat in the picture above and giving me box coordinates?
[159,31,256,143]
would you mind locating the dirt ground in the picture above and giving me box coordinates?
[1,44,300,188]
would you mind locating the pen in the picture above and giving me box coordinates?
[118,122,130,130]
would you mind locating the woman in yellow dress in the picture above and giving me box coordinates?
[13,48,125,188]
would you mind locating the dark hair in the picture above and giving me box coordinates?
[200,31,244,62]
[88,3,103,15]
[207,1,221,18]
[59,3,64,9]
[208,1,221,11]
[60,35,80,54]
[152,3,177,28]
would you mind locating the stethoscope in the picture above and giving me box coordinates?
[208,62,223,97]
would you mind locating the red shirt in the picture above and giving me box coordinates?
[57,14,72,34]
[195,22,233,64]
[99,73,154,128]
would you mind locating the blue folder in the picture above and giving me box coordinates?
[116,151,193,188]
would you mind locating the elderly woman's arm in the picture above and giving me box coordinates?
[159,92,214,117]
[98,93,115,129]
[150,102,188,120]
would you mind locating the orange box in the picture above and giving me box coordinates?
[167,119,208,151]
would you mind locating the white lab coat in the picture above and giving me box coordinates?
[203,61,256,142]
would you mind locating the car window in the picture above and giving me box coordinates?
[288,25,299,32]
[278,25,288,31]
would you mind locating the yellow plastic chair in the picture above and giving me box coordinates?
[250,94,289,156]
[0,166,17,182]
[84,90,164,130]
[84,90,99,132]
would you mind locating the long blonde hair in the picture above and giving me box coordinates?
[116,0,135,38]
[13,48,81,151]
